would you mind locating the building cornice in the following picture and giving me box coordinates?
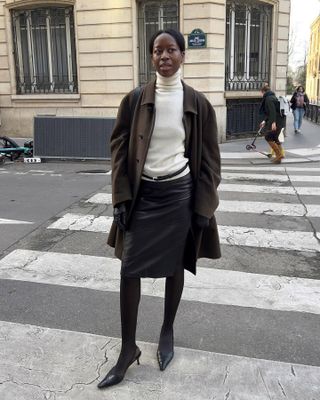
[5,0,75,10]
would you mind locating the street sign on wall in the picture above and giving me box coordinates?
[187,29,206,48]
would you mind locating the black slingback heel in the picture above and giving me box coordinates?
[97,346,141,389]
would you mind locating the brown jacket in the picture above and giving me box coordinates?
[107,79,221,274]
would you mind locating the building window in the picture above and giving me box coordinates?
[12,7,78,94]
[225,0,272,91]
[138,0,179,85]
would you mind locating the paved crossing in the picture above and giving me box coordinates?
[0,164,320,399]
[47,213,320,251]
[0,168,62,176]
[220,143,320,163]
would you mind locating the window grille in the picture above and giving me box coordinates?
[137,0,179,85]
[12,7,78,94]
[225,0,272,91]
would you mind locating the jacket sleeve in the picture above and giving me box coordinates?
[110,93,133,207]
[265,96,276,124]
[305,94,310,106]
[194,97,221,219]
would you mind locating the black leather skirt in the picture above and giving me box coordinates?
[121,173,193,278]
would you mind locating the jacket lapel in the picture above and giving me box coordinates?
[182,81,198,157]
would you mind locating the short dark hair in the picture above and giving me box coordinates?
[296,85,305,92]
[149,29,185,54]
[260,83,270,93]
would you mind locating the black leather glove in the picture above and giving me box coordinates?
[194,214,210,229]
[113,202,127,231]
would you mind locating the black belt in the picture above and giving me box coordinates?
[142,164,188,181]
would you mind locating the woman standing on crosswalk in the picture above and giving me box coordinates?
[98,29,221,389]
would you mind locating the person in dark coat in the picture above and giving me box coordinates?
[259,84,286,164]
[98,29,221,389]
[290,85,309,133]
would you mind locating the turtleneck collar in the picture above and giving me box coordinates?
[156,69,182,91]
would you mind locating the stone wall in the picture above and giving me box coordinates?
[0,0,290,142]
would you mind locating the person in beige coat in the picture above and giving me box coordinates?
[98,29,221,389]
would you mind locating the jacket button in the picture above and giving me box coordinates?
[139,134,143,139]
[136,159,139,163]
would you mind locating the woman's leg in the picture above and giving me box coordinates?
[293,109,299,131]
[98,276,141,388]
[117,277,141,369]
[265,131,283,163]
[298,108,304,129]
[158,266,185,370]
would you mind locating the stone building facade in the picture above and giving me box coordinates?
[0,0,290,143]
[306,15,320,105]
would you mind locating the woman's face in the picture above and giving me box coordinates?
[151,33,185,77]
[298,86,303,92]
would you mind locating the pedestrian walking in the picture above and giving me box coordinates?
[290,85,309,133]
[259,84,286,164]
[97,29,221,389]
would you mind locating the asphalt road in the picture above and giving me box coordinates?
[0,156,320,399]
[0,160,109,255]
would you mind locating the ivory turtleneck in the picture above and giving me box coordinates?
[142,69,190,181]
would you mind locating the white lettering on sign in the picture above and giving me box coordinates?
[24,157,41,163]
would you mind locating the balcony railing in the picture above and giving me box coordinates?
[305,104,320,124]
[226,76,269,91]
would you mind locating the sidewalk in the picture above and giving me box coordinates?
[11,113,320,165]
[220,114,320,164]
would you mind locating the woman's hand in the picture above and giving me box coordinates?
[113,203,127,231]
[271,122,277,131]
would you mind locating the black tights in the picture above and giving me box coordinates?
[159,266,184,354]
[113,267,184,373]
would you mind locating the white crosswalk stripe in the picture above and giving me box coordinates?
[220,152,311,162]
[47,213,320,252]
[86,194,320,217]
[288,147,320,156]
[219,183,320,195]
[0,218,33,225]
[0,169,58,176]
[86,193,112,204]
[1,249,320,314]
[1,164,320,399]
[222,166,320,172]
[220,146,320,160]
[219,225,320,252]
[222,172,320,183]
[217,200,320,217]
[88,186,320,197]
[48,213,113,232]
